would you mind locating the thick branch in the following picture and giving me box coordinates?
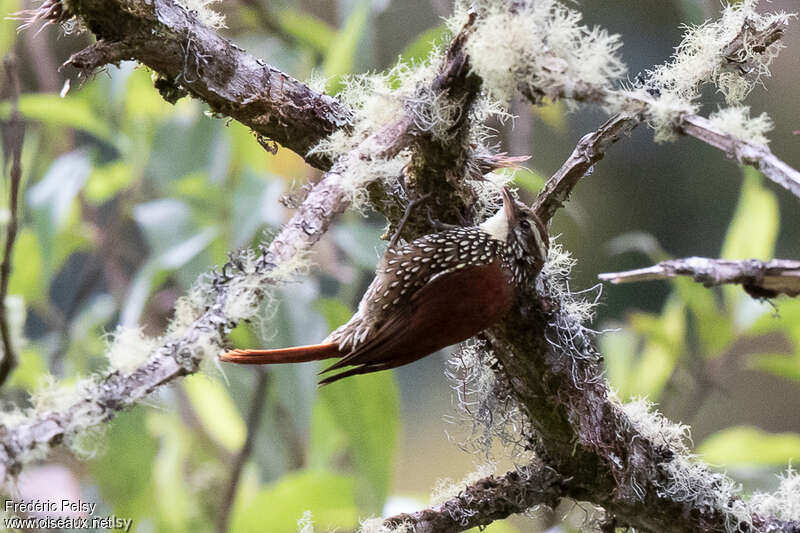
[62,0,352,169]
[383,464,565,533]
[599,257,800,298]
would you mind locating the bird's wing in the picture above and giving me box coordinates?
[319,260,512,384]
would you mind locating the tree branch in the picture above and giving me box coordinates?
[0,56,25,387]
[599,257,800,298]
[60,0,352,170]
[680,114,800,199]
[382,463,565,533]
[518,10,799,202]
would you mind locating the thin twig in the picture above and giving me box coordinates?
[0,56,25,387]
[599,257,800,298]
[680,114,800,199]
[216,369,270,533]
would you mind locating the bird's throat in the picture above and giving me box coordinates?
[478,209,509,242]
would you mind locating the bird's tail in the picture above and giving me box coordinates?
[219,343,341,365]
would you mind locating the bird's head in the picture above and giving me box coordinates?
[501,187,549,268]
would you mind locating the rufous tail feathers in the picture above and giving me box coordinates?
[220,343,340,365]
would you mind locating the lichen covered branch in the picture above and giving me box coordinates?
[60,0,352,169]
[496,0,799,200]
[381,464,565,533]
[680,114,800,199]
[600,257,800,298]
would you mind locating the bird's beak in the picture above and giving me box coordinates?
[501,187,517,225]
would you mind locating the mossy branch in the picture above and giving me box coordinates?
[60,0,353,170]
[600,257,800,298]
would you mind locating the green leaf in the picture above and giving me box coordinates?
[9,346,47,390]
[311,294,398,511]
[147,412,202,531]
[533,99,567,132]
[90,408,158,522]
[85,161,134,204]
[600,326,638,397]
[230,471,358,533]
[512,168,547,195]
[313,371,399,513]
[672,277,732,357]
[1,94,114,143]
[124,67,176,119]
[323,1,370,93]
[183,375,247,453]
[625,295,685,400]
[0,0,20,57]
[27,150,93,275]
[721,167,779,260]
[27,150,92,230]
[278,8,337,53]
[748,299,800,346]
[8,229,43,305]
[400,25,449,63]
[698,426,800,467]
[720,167,779,316]
[120,226,217,326]
[315,298,353,330]
[146,116,218,186]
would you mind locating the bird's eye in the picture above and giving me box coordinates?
[520,220,531,230]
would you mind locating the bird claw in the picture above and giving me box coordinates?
[389,192,433,248]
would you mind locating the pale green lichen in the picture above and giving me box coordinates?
[708,105,774,146]
[614,393,754,532]
[176,0,226,29]
[296,510,315,533]
[431,463,496,505]
[620,0,792,143]
[458,0,625,105]
[644,0,790,105]
[618,395,691,454]
[106,326,160,375]
[751,467,800,522]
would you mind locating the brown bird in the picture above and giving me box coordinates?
[220,188,549,384]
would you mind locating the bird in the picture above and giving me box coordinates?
[220,188,549,385]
